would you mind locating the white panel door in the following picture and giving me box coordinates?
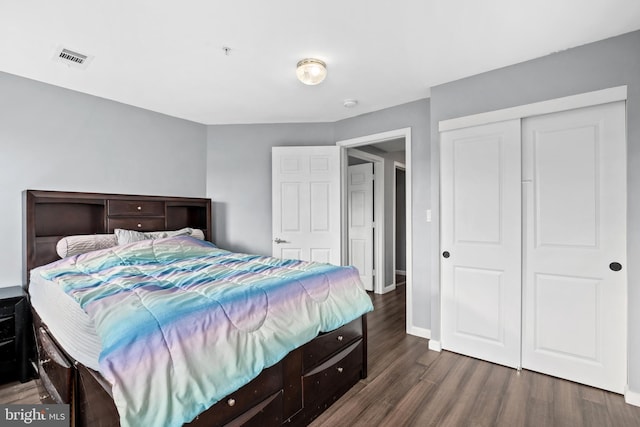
[441,119,522,368]
[522,102,626,393]
[348,163,374,291]
[272,146,341,265]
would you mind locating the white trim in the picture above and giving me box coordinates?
[336,127,414,335]
[345,148,385,294]
[625,386,640,407]
[381,283,397,294]
[337,128,412,147]
[393,161,406,288]
[340,149,348,267]
[428,340,442,352]
[439,86,628,132]
[407,326,431,339]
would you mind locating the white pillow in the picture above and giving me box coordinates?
[114,227,204,245]
[190,229,205,240]
[56,234,118,258]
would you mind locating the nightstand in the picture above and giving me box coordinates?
[0,286,31,383]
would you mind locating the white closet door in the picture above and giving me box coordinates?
[521,101,627,393]
[441,119,522,368]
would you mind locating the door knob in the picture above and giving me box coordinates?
[609,262,622,271]
[442,251,450,258]
[274,238,289,244]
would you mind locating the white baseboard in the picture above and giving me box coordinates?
[380,283,396,294]
[407,326,430,339]
[428,340,442,352]
[625,385,640,407]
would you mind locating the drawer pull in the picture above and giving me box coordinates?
[137,206,142,211]
[337,367,344,373]
[305,340,362,376]
[137,223,142,228]
[337,335,344,342]
[227,398,236,407]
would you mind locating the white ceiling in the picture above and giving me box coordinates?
[1,1,639,125]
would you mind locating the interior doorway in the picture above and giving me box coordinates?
[347,151,380,292]
[347,148,384,293]
[337,127,417,336]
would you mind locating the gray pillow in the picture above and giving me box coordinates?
[114,227,200,245]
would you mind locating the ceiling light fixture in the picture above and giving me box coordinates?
[296,58,327,85]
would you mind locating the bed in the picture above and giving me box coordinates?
[23,190,372,427]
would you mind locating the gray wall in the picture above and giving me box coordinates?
[429,30,640,392]
[206,99,431,331]
[206,123,335,256]
[0,71,207,288]
[1,68,431,333]
[335,99,431,329]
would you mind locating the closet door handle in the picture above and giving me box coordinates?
[442,251,450,258]
[609,262,622,271]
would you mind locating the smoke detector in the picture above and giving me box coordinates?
[343,99,358,108]
[52,46,94,69]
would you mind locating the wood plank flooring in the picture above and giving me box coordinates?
[2,284,640,426]
[310,285,640,427]
[0,378,39,404]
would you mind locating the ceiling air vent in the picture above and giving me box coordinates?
[52,46,94,69]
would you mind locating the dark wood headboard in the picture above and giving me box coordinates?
[23,190,212,286]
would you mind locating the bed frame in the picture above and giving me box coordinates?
[24,190,367,427]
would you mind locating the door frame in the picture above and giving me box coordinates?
[347,149,385,294]
[393,161,406,287]
[337,127,417,336]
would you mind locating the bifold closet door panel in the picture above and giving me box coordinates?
[440,119,522,369]
[521,101,627,393]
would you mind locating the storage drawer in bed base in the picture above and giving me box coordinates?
[33,315,73,405]
[187,362,283,427]
[285,340,365,426]
[32,314,367,427]
[76,365,119,427]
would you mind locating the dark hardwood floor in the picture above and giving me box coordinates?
[2,285,640,426]
[0,378,39,404]
[310,286,640,427]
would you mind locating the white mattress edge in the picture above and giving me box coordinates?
[29,267,102,371]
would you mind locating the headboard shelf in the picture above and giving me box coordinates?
[35,203,106,236]
[23,190,212,286]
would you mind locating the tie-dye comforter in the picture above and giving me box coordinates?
[38,236,373,427]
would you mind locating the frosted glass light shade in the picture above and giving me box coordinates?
[296,58,327,85]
